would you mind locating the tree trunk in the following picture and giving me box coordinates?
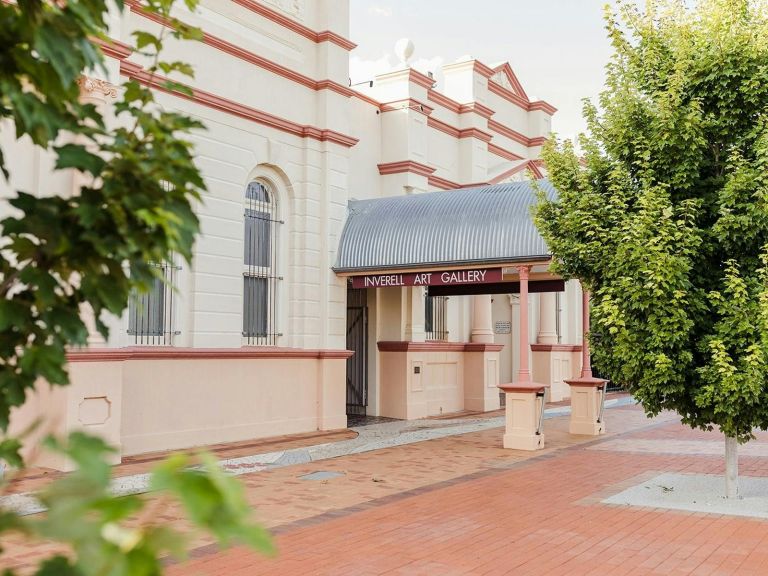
[725,435,740,499]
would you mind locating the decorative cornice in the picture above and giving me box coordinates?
[377,160,436,177]
[127,3,354,99]
[427,90,461,113]
[428,175,461,190]
[428,174,489,190]
[77,76,118,98]
[427,116,460,138]
[458,101,495,119]
[488,120,547,148]
[379,98,433,116]
[488,81,531,112]
[442,59,495,78]
[488,143,524,161]
[529,100,558,114]
[375,68,436,90]
[458,127,493,143]
[377,341,504,353]
[67,347,354,361]
[352,90,382,107]
[488,81,558,116]
[426,117,492,142]
[229,0,357,50]
[93,37,133,60]
[120,61,359,148]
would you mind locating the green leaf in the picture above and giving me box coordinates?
[54,144,106,176]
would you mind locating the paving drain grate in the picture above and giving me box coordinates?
[298,471,345,481]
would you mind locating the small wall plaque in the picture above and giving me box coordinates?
[494,321,512,334]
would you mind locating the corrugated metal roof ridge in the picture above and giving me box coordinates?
[334,180,555,272]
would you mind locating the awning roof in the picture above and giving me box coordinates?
[334,180,556,273]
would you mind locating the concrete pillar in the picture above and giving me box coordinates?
[537,292,559,344]
[564,287,607,435]
[470,294,494,344]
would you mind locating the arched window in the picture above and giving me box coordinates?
[243,180,281,345]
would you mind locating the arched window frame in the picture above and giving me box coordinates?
[242,179,283,345]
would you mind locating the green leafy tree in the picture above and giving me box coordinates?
[535,0,768,498]
[0,0,271,572]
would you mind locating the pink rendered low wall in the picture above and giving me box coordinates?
[377,341,503,420]
[9,348,351,469]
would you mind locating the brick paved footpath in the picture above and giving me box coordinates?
[5,403,768,575]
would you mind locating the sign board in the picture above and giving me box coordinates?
[351,268,503,289]
[494,321,512,334]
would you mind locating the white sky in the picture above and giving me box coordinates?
[349,0,615,142]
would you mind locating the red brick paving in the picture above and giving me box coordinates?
[5,403,768,575]
[166,409,768,576]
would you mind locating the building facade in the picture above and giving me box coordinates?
[4,0,585,469]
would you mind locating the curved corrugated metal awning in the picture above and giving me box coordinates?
[334,180,556,273]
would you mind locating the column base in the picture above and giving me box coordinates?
[565,377,607,437]
[570,420,604,436]
[498,382,548,451]
[503,432,545,451]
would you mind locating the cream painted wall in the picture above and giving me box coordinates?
[4,0,579,453]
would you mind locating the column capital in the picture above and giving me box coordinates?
[77,76,118,99]
[517,265,530,280]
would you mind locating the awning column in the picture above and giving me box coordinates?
[498,265,547,450]
[517,265,531,382]
[537,292,559,344]
[470,295,494,344]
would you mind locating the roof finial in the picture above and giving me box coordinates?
[394,38,415,66]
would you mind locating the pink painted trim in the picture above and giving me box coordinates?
[428,175,462,190]
[427,116,460,138]
[487,81,557,116]
[120,61,359,148]
[564,377,607,387]
[498,382,548,393]
[530,344,583,352]
[491,63,529,101]
[377,161,435,177]
[67,347,354,362]
[375,68,435,89]
[529,100,558,114]
[228,0,356,50]
[379,98,434,116]
[426,118,492,142]
[94,38,132,60]
[427,91,461,113]
[377,341,503,353]
[488,81,531,112]
[459,102,495,119]
[488,143,524,162]
[442,59,494,78]
[459,127,493,142]
[489,161,540,184]
[352,91,382,107]
[127,4,354,99]
[488,120,534,147]
[464,343,505,352]
[427,175,489,190]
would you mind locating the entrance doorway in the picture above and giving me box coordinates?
[346,288,368,416]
